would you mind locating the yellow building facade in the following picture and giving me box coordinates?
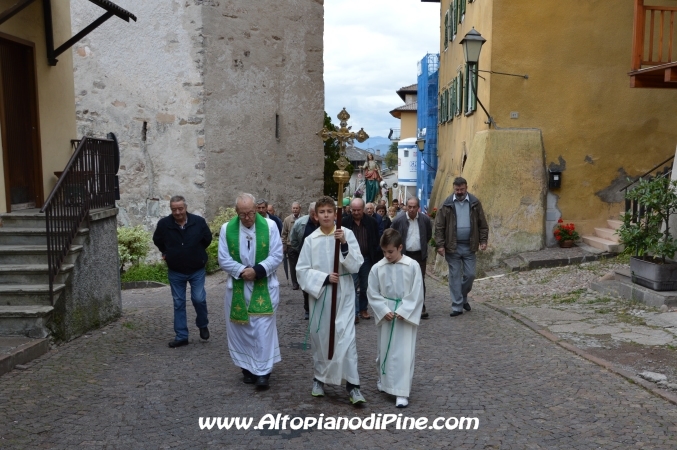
[431,0,677,254]
[390,83,418,139]
[0,0,77,213]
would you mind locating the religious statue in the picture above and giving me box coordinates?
[362,153,382,203]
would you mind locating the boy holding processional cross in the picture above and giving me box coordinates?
[367,228,424,408]
[296,196,366,404]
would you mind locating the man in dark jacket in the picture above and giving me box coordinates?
[391,196,433,319]
[153,195,212,347]
[434,178,488,317]
[342,198,382,324]
[256,198,283,235]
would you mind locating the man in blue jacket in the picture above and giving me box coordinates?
[153,195,213,348]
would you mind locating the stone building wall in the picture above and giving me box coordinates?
[201,0,325,216]
[71,0,324,228]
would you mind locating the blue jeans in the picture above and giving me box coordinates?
[353,256,372,315]
[168,268,209,341]
[445,243,476,313]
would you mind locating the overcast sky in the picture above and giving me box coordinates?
[324,0,441,139]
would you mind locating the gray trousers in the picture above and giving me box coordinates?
[445,243,476,312]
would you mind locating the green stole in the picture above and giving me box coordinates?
[226,214,274,324]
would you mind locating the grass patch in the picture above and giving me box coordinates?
[553,288,587,304]
[122,321,136,330]
[586,296,612,304]
[616,310,647,326]
[121,262,169,284]
[595,308,613,314]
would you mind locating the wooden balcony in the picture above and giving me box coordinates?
[629,0,677,88]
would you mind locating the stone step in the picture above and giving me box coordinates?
[0,264,74,285]
[0,245,82,264]
[607,219,623,230]
[594,227,619,243]
[0,227,89,245]
[0,306,53,338]
[0,336,50,377]
[0,212,45,228]
[581,235,623,253]
[0,284,66,306]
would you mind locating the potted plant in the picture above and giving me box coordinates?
[553,218,579,248]
[617,176,677,291]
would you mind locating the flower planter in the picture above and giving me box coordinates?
[559,240,575,248]
[630,256,677,291]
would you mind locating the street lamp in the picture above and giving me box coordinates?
[459,27,486,65]
[415,138,425,152]
[459,28,494,127]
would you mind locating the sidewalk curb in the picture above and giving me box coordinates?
[474,295,677,407]
[0,338,50,377]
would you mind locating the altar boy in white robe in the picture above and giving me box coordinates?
[368,228,424,408]
[218,193,283,388]
[296,196,366,404]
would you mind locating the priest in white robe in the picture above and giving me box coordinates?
[296,196,366,404]
[368,228,424,408]
[218,193,283,387]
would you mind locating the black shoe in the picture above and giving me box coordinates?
[168,339,189,348]
[304,311,309,320]
[450,311,463,317]
[255,376,269,387]
[463,303,471,312]
[293,284,300,290]
[199,327,210,340]
[242,369,255,384]
[421,310,429,320]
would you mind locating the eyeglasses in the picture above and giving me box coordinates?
[238,212,256,219]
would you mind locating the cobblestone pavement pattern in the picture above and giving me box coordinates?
[2,267,677,449]
[472,259,677,391]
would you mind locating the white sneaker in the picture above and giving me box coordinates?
[311,380,325,397]
[349,388,366,404]
[396,397,409,408]
[376,379,383,392]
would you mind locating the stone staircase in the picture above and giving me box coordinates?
[0,211,87,338]
[581,218,624,253]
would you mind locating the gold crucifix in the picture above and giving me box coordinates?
[316,108,368,360]
[317,108,369,196]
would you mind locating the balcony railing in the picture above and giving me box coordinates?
[632,0,677,70]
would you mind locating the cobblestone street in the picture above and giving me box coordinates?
[2,268,677,449]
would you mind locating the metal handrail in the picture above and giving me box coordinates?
[619,154,674,192]
[40,137,117,304]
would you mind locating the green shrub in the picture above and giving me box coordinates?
[209,207,237,235]
[120,262,169,284]
[205,207,237,274]
[118,225,151,271]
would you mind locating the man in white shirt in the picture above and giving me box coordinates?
[390,197,432,319]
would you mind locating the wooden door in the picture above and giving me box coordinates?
[0,35,43,211]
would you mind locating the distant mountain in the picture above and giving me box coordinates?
[357,136,393,156]
[360,136,392,149]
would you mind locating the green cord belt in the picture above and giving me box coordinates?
[303,273,353,351]
[380,296,402,375]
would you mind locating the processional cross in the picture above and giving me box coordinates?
[317,108,369,360]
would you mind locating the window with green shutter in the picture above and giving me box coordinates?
[465,63,478,115]
[450,77,454,118]
[438,92,442,124]
[445,89,451,122]
[451,1,457,40]
[456,72,464,117]
[444,10,449,49]
[460,0,466,23]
